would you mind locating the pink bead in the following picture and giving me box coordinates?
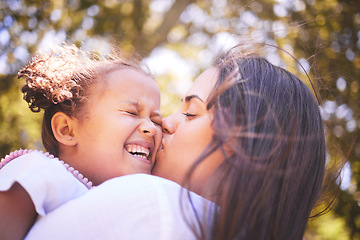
[0,148,93,190]
[13,150,19,158]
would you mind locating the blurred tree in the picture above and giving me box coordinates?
[0,0,359,238]
[281,1,360,238]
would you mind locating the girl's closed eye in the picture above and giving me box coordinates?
[151,116,163,127]
[118,109,139,116]
[152,120,162,127]
[126,111,138,116]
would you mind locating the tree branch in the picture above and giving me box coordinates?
[136,0,195,56]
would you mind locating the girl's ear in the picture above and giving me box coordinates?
[51,112,77,146]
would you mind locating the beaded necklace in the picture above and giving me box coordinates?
[0,149,94,189]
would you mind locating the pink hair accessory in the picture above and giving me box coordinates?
[0,149,94,189]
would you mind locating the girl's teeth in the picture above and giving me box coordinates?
[125,144,150,158]
[133,153,147,159]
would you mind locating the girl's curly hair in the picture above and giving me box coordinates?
[19,44,148,156]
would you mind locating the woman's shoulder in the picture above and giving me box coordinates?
[88,174,180,206]
[93,174,214,234]
[27,174,211,240]
[98,174,206,204]
[100,173,181,189]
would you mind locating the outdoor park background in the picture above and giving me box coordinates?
[0,0,359,239]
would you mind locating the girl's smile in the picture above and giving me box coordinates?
[67,68,162,185]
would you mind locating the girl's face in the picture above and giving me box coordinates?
[152,67,225,195]
[71,68,162,185]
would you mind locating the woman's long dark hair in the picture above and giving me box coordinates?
[184,47,328,240]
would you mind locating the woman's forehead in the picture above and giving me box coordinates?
[185,67,219,102]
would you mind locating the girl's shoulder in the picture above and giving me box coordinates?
[0,149,89,215]
[0,149,65,184]
[1,149,65,174]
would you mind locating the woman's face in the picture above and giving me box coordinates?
[153,67,225,195]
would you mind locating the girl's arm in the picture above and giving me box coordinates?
[0,182,37,240]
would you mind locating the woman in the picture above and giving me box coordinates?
[25,46,328,240]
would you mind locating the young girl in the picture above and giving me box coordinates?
[0,44,162,240]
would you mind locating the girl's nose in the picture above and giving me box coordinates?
[139,119,157,136]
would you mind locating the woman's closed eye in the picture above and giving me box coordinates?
[182,97,205,120]
[183,112,197,119]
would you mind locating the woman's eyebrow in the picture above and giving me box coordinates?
[183,95,204,103]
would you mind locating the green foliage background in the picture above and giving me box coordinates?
[1,0,359,238]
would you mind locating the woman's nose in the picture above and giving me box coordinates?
[162,112,178,134]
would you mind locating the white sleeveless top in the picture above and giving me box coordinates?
[0,151,88,216]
